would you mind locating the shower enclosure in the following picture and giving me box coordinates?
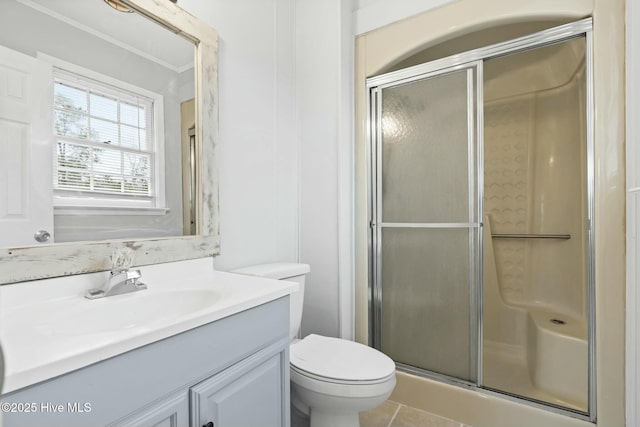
[367,19,594,419]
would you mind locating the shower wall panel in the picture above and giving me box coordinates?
[484,94,535,305]
[483,43,586,318]
[530,75,586,318]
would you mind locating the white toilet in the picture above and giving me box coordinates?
[231,263,396,427]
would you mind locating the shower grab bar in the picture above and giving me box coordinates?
[491,233,571,240]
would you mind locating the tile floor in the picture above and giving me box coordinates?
[292,399,471,427]
[359,400,471,427]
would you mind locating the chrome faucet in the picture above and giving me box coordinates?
[85,268,148,299]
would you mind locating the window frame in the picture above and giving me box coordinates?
[42,54,167,216]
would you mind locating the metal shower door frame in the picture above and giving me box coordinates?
[366,17,595,421]
[368,61,484,386]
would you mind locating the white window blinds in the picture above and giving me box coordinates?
[53,68,155,199]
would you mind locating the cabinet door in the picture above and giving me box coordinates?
[109,392,189,427]
[191,350,287,427]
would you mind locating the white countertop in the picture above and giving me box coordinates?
[0,258,297,393]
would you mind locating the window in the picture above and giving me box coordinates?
[52,67,166,213]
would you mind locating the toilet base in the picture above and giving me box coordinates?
[291,401,311,427]
[291,404,361,427]
[310,409,360,427]
[291,376,395,427]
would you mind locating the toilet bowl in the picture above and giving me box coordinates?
[291,334,396,427]
[231,263,396,427]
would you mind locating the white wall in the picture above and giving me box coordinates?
[296,0,354,339]
[178,0,353,339]
[177,0,298,272]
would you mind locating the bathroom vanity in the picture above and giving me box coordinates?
[0,259,295,427]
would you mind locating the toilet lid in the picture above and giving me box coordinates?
[290,334,395,382]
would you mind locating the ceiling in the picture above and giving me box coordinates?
[17,0,194,72]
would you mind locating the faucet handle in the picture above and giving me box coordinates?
[126,269,147,291]
[125,269,142,282]
[109,268,140,280]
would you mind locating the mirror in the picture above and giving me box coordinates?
[0,0,219,284]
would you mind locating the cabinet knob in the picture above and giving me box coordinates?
[203,422,214,427]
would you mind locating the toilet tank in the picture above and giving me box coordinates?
[230,263,310,341]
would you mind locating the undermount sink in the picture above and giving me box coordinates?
[34,289,222,336]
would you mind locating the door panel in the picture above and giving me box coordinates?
[190,352,285,427]
[372,64,481,383]
[0,45,54,246]
[381,71,471,224]
[110,393,188,427]
[381,227,473,380]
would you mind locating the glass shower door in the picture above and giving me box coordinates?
[370,64,482,382]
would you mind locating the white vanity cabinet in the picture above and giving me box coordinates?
[111,392,189,427]
[1,297,290,427]
[190,347,285,427]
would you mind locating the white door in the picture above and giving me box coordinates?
[0,45,54,246]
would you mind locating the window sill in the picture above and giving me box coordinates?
[54,205,170,216]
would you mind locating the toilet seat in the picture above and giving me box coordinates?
[291,364,394,386]
[291,365,396,399]
[290,334,396,382]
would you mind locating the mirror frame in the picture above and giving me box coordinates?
[0,0,220,284]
